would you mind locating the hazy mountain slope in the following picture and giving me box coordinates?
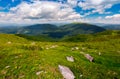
[44,23,106,38]
[103,25,120,30]
[0,26,19,34]
[17,24,59,35]
[60,23,106,34]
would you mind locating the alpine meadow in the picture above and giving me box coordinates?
[0,0,120,79]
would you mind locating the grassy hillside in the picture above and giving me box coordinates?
[61,30,120,42]
[0,33,120,79]
[15,34,56,42]
[0,34,28,43]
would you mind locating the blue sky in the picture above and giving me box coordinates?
[0,0,120,25]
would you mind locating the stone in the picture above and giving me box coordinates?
[46,47,49,50]
[75,47,79,50]
[71,48,74,51]
[19,74,25,78]
[5,66,10,69]
[7,41,11,44]
[98,52,101,56]
[50,45,58,48]
[84,54,94,62]
[71,47,79,51]
[80,74,83,77]
[58,65,75,79]
[66,56,74,62]
[31,42,36,45]
[36,71,43,75]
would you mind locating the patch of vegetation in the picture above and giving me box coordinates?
[0,31,120,79]
[61,30,120,42]
[15,34,57,42]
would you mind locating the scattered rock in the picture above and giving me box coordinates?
[7,41,12,44]
[5,66,10,69]
[75,47,79,50]
[113,72,118,75]
[84,54,94,62]
[50,45,58,48]
[98,52,101,56]
[45,45,58,49]
[71,48,74,51]
[71,47,79,51]
[80,74,83,77]
[31,42,36,45]
[19,74,25,78]
[46,47,49,50]
[66,56,74,62]
[58,65,75,79]
[36,71,44,75]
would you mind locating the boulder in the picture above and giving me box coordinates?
[84,54,94,62]
[58,65,75,79]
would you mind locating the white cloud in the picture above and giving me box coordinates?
[0,0,120,25]
[91,0,104,5]
[78,0,120,14]
[0,1,82,24]
[82,16,120,24]
[88,14,120,24]
[67,0,78,7]
[105,14,120,20]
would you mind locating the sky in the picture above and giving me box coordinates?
[0,0,120,25]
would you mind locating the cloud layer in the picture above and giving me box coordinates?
[105,14,120,20]
[78,0,120,14]
[0,0,120,24]
[0,1,82,24]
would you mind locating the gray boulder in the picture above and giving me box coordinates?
[58,65,75,79]
[84,54,94,62]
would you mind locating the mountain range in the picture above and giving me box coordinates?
[0,23,106,38]
[103,24,120,30]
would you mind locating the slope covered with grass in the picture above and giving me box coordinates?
[0,33,120,79]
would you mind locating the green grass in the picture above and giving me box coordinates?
[0,34,120,79]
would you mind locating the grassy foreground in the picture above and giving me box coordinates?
[0,34,120,79]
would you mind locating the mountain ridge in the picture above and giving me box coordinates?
[0,23,106,38]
